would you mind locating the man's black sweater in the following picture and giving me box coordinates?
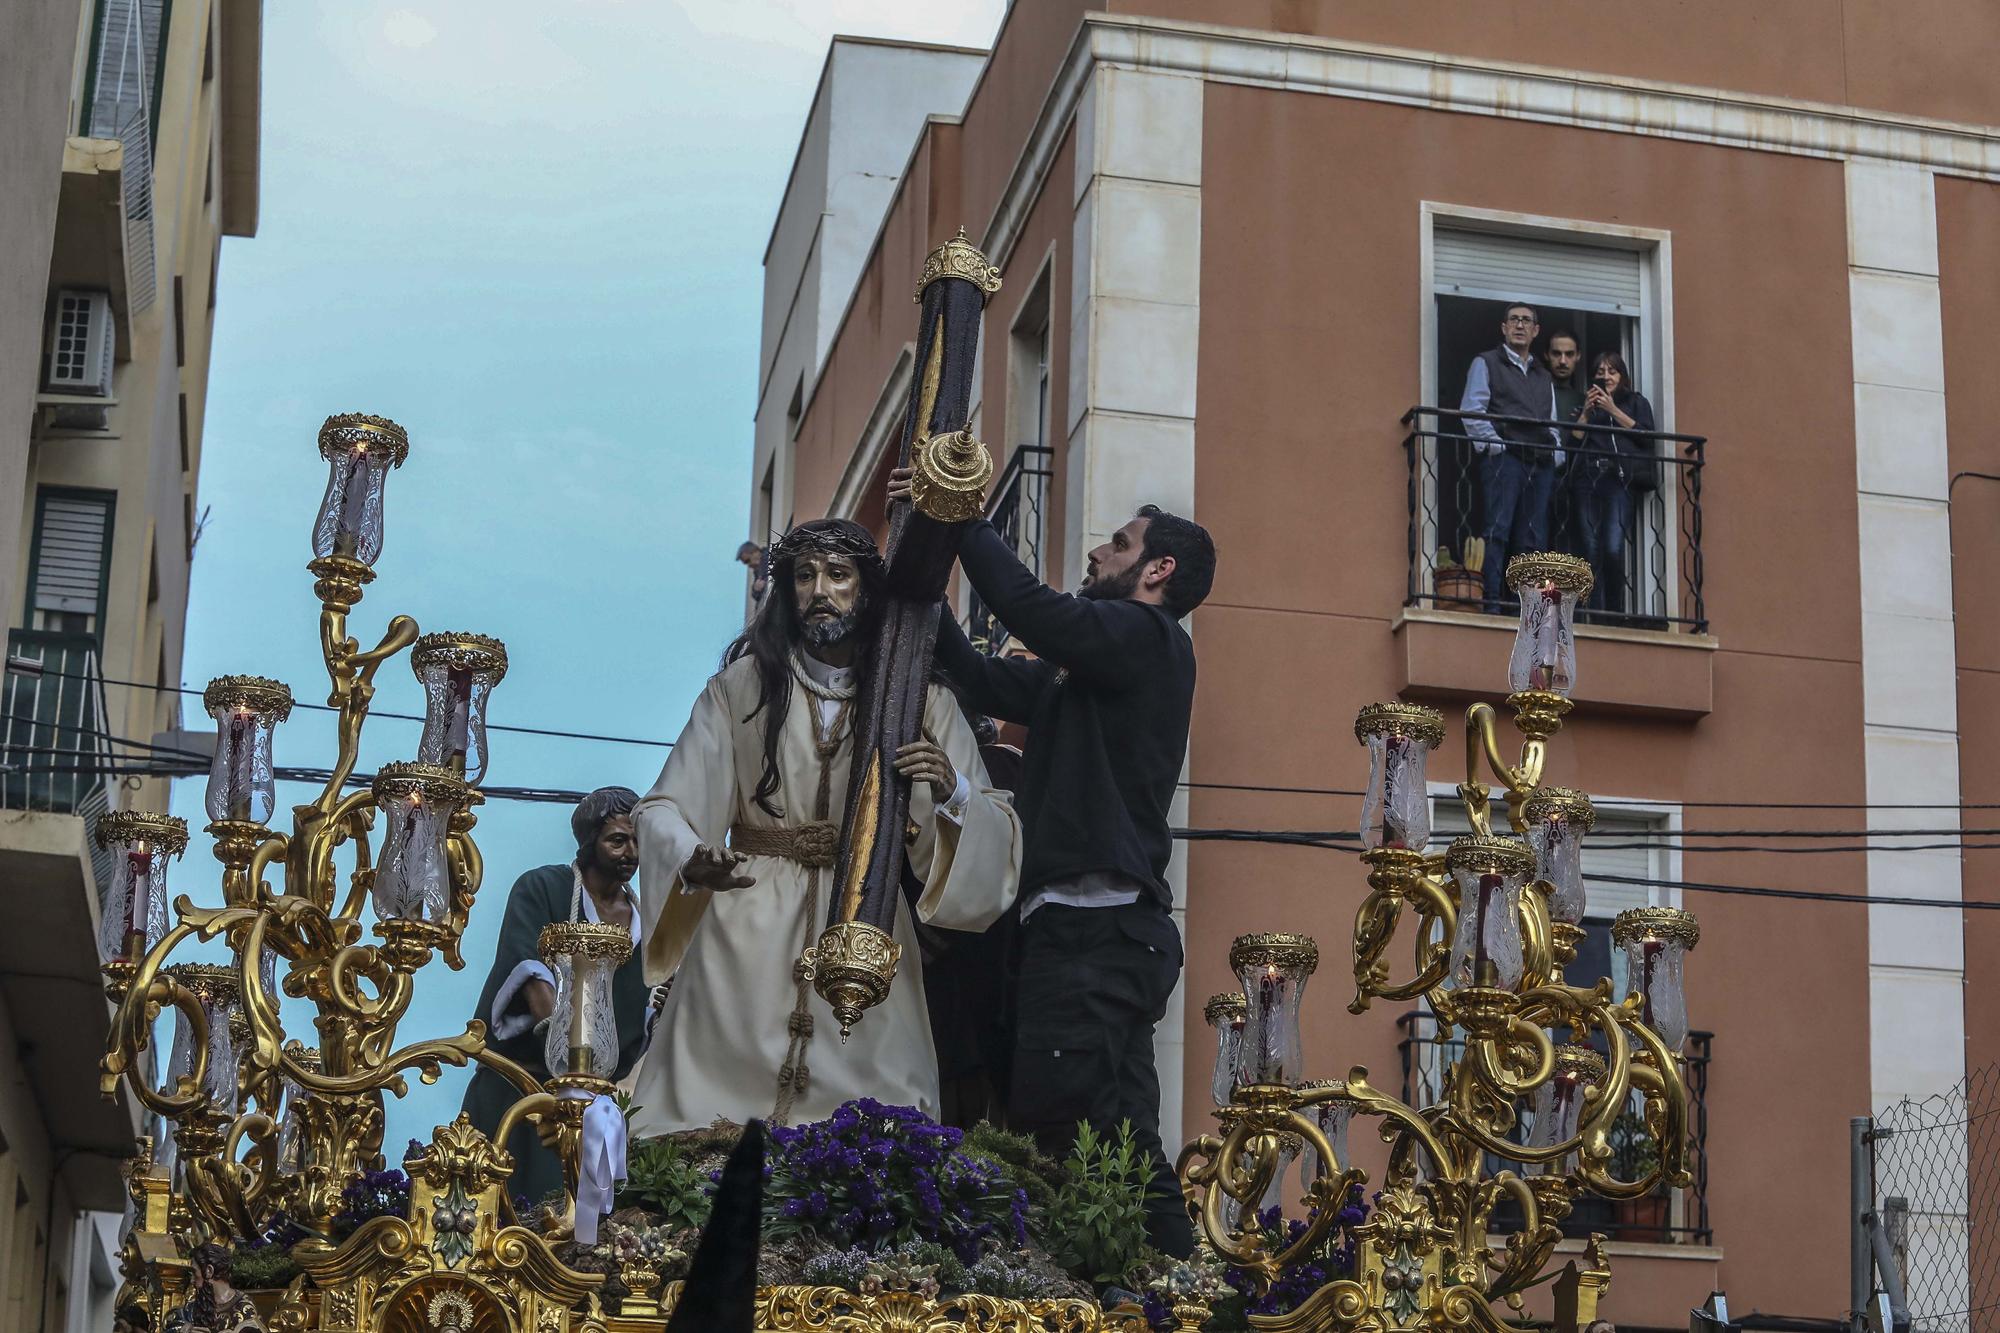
[933,520,1194,909]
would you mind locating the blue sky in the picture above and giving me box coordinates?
[172,0,1005,1153]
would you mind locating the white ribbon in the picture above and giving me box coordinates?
[566,1090,628,1246]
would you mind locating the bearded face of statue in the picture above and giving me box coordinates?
[790,551,866,649]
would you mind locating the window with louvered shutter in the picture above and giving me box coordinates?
[1433,227,1646,315]
[29,492,114,629]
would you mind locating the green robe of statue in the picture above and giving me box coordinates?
[459,863,650,1205]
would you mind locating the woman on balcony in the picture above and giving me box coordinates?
[1570,351,1658,617]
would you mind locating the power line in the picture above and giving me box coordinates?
[12,757,1997,911]
[7,662,674,750]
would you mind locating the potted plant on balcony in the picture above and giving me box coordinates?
[1606,1108,1670,1242]
[1434,538,1484,608]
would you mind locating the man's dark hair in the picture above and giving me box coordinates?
[1503,301,1539,323]
[1545,328,1578,349]
[1134,505,1216,619]
[572,786,639,856]
[723,519,886,816]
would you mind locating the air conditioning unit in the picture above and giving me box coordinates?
[43,289,115,396]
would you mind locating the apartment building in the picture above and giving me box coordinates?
[755,5,2000,1327]
[0,1,262,1329]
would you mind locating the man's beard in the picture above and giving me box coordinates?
[1078,563,1143,603]
[798,594,867,650]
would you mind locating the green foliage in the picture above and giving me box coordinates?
[617,1136,714,1231]
[230,1246,300,1290]
[961,1122,1062,1213]
[1041,1120,1158,1286]
[1608,1107,1660,1179]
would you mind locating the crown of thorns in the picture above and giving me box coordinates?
[768,519,884,572]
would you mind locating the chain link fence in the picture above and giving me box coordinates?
[1870,1063,2000,1332]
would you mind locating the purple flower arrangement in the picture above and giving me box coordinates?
[1216,1186,1370,1320]
[331,1166,413,1237]
[765,1099,1028,1262]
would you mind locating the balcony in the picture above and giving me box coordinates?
[3,630,117,822]
[0,631,138,1208]
[1398,1010,1714,1246]
[1395,408,1716,719]
[966,444,1053,654]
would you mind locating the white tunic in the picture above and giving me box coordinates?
[625,652,1020,1134]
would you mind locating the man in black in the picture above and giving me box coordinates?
[891,470,1215,1257]
[1460,302,1564,611]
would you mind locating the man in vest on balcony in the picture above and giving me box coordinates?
[1460,302,1565,612]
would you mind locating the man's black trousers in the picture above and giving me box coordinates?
[1008,901,1194,1258]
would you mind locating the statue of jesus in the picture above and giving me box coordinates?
[626,519,1020,1133]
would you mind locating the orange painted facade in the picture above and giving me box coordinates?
[759,6,2000,1326]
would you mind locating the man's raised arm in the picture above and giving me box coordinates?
[933,607,1052,724]
[955,519,1156,684]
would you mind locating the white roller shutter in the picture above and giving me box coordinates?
[32,495,112,615]
[1434,228,1645,315]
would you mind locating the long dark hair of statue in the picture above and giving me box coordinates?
[722,522,886,817]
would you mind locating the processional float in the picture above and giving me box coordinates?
[98,228,1699,1333]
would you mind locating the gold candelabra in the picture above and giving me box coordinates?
[97,415,622,1332]
[1176,552,1700,1333]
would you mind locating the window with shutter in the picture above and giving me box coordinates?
[27,490,115,636]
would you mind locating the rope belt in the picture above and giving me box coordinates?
[729,821,840,869]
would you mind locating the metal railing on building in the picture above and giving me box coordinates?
[966,444,1053,654]
[2,631,118,825]
[1398,1009,1714,1246]
[81,0,160,315]
[1400,407,1708,633]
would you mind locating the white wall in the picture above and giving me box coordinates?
[751,39,985,539]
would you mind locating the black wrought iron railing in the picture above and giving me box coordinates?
[966,444,1053,654]
[1397,1010,1714,1246]
[2,629,116,817]
[1400,407,1708,633]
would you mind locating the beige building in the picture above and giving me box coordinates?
[0,1,261,1330]
[761,5,2000,1328]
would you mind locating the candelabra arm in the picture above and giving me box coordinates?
[276,1024,491,1100]
[1462,702,1540,831]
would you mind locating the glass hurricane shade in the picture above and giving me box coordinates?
[540,923,633,1078]
[311,415,408,566]
[1203,992,1247,1106]
[1613,908,1700,1050]
[1229,934,1318,1087]
[411,635,508,786]
[277,1049,321,1174]
[1527,1044,1606,1174]
[1294,1080,1352,1187]
[202,677,292,824]
[1523,788,1596,926]
[1446,836,1534,990]
[1505,554,1592,697]
[370,764,468,926]
[161,963,241,1109]
[1355,704,1445,852]
[94,812,187,962]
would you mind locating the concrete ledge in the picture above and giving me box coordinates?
[1393,609,1717,719]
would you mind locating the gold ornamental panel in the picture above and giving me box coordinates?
[1610,905,1701,949]
[1504,550,1593,598]
[913,227,1002,304]
[908,428,993,525]
[1353,702,1445,748]
[410,633,510,683]
[97,810,191,855]
[203,674,296,721]
[1228,932,1320,975]
[319,413,411,465]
